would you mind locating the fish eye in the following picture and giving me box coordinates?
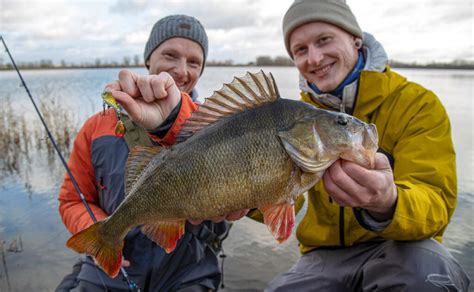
[337,115,349,126]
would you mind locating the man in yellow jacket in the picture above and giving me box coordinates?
[265,0,470,290]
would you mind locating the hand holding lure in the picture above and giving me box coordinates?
[102,91,126,137]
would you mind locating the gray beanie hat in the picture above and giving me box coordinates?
[283,0,363,58]
[144,14,208,70]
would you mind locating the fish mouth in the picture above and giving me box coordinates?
[341,148,376,169]
[363,148,377,169]
[360,124,378,168]
[340,123,378,169]
[363,124,378,150]
[359,124,378,168]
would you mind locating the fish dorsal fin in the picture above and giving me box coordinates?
[176,70,280,143]
[125,145,162,196]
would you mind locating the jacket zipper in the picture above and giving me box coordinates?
[339,206,345,246]
[339,94,347,247]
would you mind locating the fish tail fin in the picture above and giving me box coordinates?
[66,221,123,278]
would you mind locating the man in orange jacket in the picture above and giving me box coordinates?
[57,15,232,292]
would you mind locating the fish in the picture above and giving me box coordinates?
[66,71,378,278]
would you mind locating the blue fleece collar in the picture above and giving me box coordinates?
[189,88,199,102]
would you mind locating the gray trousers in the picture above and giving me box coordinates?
[266,239,470,292]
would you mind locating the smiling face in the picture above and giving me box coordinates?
[289,22,362,93]
[146,37,204,94]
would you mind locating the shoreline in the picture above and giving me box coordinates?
[1,64,473,71]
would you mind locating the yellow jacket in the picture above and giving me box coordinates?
[296,66,457,253]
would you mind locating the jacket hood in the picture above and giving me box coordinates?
[361,32,388,72]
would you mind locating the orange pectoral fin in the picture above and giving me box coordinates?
[141,220,186,253]
[259,203,295,243]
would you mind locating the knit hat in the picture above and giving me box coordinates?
[282,0,363,58]
[144,15,208,70]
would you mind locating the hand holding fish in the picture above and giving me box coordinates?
[105,69,181,130]
[323,153,397,221]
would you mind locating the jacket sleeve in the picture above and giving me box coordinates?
[378,89,457,242]
[58,116,108,235]
[149,92,199,146]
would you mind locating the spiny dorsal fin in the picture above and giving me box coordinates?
[176,70,280,143]
[125,145,162,196]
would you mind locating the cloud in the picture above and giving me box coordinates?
[2,1,73,32]
[123,31,149,45]
[110,0,149,14]
[142,0,260,30]
[207,24,285,63]
[107,0,267,26]
[1,0,471,64]
[350,0,473,63]
[1,0,115,41]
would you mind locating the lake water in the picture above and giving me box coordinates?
[0,66,472,291]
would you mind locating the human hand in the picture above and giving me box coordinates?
[104,69,181,130]
[188,209,250,225]
[122,258,130,268]
[323,153,397,221]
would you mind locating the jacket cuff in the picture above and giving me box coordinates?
[148,92,198,146]
[148,99,182,138]
[353,208,391,232]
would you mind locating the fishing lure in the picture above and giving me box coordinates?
[101,91,126,137]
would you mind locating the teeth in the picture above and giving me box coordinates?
[315,64,330,76]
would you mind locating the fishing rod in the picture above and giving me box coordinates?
[0,35,139,292]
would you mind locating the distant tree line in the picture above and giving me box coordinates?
[0,55,473,70]
[389,59,474,70]
[206,59,235,66]
[0,55,145,70]
[255,56,294,66]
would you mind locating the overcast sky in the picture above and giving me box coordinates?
[1,0,472,65]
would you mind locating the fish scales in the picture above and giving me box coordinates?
[128,100,298,220]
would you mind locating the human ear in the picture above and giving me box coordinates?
[354,38,363,49]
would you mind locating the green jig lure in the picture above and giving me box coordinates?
[101,91,126,137]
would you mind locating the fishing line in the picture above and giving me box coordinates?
[0,35,139,292]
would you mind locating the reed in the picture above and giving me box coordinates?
[0,93,79,182]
